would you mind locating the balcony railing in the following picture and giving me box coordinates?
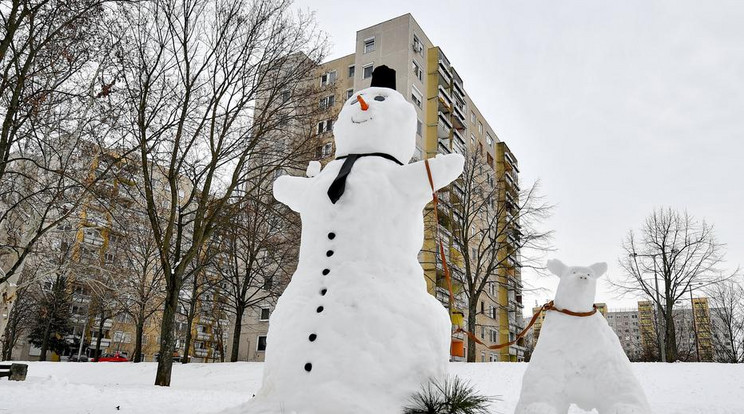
[438,60,452,85]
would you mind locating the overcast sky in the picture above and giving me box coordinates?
[294,0,744,309]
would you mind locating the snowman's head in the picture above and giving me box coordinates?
[333,84,417,164]
[548,259,607,312]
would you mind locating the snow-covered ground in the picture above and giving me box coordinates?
[1,361,742,414]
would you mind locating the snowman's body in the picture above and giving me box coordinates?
[244,77,464,414]
[516,260,651,414]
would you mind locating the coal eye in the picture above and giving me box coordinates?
[374,95,386,101]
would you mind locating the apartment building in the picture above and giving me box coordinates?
[638,297,716,362]
[301,14,525,362]
[7,145,230,362]
[605,309,643,361]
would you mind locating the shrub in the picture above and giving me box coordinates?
[403,376,496,414]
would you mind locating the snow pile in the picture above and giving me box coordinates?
[517,260,651,414]
[1,361,743,413]
[246,68,464,413]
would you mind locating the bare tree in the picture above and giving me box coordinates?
[0,0,130,288]
[614,207,732,362]
[443,147,553,362]
[178,244,220,364]
[1,268,35,360]
[215,173,299,362]
[707,278,744,363]
[115,211,164,362]
[108,0,325,385]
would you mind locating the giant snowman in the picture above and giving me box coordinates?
[245,66,464,413]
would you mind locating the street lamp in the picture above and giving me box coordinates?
[629,252,665,362]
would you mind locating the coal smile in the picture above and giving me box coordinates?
[351,115,372,124]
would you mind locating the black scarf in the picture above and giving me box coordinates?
[327,152,404,203]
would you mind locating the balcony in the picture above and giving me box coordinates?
[504,151,519,173]
[437,112,452,139]
[194,349,208,357]
[90,338,111,348]
[452,104,466,130]
[438,60,452,85]
[197,332,211,341]
[452,78,465,100]
[438,142,451,155]
[438,86,452,113]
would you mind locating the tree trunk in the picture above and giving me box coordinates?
[181,299,197,364]
[2,317,17,360]
[38,314,53,362]
[155,287,178,386]
[230,307,244,362]
[664,301,678,362]
[94,313,105,361]
[133,320,144,363]
[466,302,477,362]
[1,331,11,360]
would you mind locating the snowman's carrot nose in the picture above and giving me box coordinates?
[357,95,369,111]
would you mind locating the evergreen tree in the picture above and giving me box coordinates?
[29,275,72,361]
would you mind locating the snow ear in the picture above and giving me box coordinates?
[589,262,608,278]
[546,259,568,277]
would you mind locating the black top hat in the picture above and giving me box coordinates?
[370,65,396,90]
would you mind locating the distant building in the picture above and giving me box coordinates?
[605,309,643,361]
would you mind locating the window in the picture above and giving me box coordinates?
[348,65,355,78]
[413,34,423,54]
[478,121,483,134]
[470,133,476,144]
[486,133,493,147]
[317,119,333,134]
[320,70,337,86]
[363,64,374,79]
[257,335,267,351]
[281,90,290,103]
[471,111,476,123]
[263,275,273,290]
[319,95,335,109]
[411,85,423,108]
[364,37,375,53]
[346,88,354,100]
[481,352,486,362]
[259,308,270,321]
[412,60,423,81]
[322,142,333,158]
[416,119,422,136]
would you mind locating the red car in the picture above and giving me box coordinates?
[97,352,129,362]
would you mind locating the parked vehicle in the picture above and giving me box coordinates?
[97,352,128,362]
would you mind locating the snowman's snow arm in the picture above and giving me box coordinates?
[391,153,465,203]
[273,174,309,212]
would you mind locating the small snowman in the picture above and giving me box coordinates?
[516,259,652,414]
[244,66,465,414]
